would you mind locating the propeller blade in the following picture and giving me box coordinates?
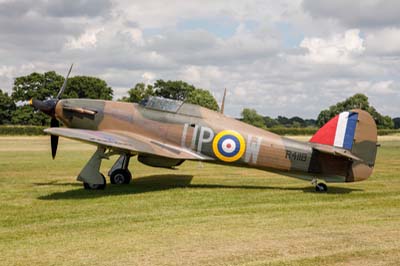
[50,118,59,159]
[51,118,59,127]
[56,63,74,99]
[51,135,59,159]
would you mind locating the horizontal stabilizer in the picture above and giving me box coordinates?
[311,143,362,161]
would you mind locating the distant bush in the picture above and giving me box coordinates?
[267,127,400,136]
[0,125,46,135]
[268,127,318,136]
[270,127,400,136]
[377,129,400,136]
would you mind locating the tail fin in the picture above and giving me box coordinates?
[310,109,378,181]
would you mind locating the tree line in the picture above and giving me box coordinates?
[0,70,218,125]
[120,80,219,111]
[0,71,113,125]
[242,93,398,129]
[241,108,317,129]
[0,70,398,129]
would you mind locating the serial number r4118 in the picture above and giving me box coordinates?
[285,150,307,162]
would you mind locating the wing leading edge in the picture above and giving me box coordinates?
[44,128,213,161]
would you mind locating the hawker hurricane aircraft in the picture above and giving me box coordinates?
[30,66,378,192]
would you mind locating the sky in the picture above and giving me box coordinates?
[0,0,399,119]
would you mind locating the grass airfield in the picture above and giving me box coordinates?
[0,136,399,266]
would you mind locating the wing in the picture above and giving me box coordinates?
[44,128,212,161]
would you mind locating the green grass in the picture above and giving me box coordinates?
[0,136,399,266]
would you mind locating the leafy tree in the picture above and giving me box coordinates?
[276,116,291,127]
[10,71,113,125]
[0,89,16,124]
[241,108,266,129]
[304,119,317,127]
[11,106,49,125]
[64,76,113,100]
[289,116,305,127]
[12,71,113,101]
[153,80,195,101]
[316,109,331,127]
[122,79,219,111]
[263,116,279,128]
[11,71,64,101]
[262,116,317,128]
[185,88,219,111]
[316,93,393,129]
[262,115,316,128]
[11,71,64,125]
[120,83,154,103]
[375,113,394,129]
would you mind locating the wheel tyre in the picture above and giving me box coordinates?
[83,174,106,190]
[315,183,328,192]
[110,169,132,185]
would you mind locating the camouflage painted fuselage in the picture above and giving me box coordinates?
[54,98,377,183]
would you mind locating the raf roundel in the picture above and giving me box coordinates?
[212,130,246,162]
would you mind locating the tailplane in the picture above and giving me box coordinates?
[310,109,378,181]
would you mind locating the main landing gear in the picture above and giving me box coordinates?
[108,154,132,185]
[77,146,132,190]
[83,174,106,190]
[311,178,328,193]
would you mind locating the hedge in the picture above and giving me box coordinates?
[0,125,399,136]
[0,126,46,135]
[268,127,318,136]
[377,129,400,136]
[267,127,400,136]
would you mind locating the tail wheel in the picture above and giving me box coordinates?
[83,174,106,190]
[110,169,132,185]
[315,183,328,193]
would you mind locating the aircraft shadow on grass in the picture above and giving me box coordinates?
[37,174,362,200]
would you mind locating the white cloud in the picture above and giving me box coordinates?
[300,29,365,64]
[355,80,398,95]
[179,65,222,87]
[141,72,155,84]
[113,0,299,29]
[302,0,400,29]
[66,27,104,49]
[365,27,400,55]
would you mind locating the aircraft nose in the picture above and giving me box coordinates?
[30,98,58,117]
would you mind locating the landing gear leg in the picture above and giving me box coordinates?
[311,178,328,193]
[108,154,132,185]
[78,146,107,190]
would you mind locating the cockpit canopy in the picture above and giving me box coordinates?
[140,96,183,113]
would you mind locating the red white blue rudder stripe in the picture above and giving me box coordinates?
[310,111,358,150]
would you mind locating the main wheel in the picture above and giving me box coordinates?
[315,182,328,192]
[110,169,132,185]
[83,174,106,190]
